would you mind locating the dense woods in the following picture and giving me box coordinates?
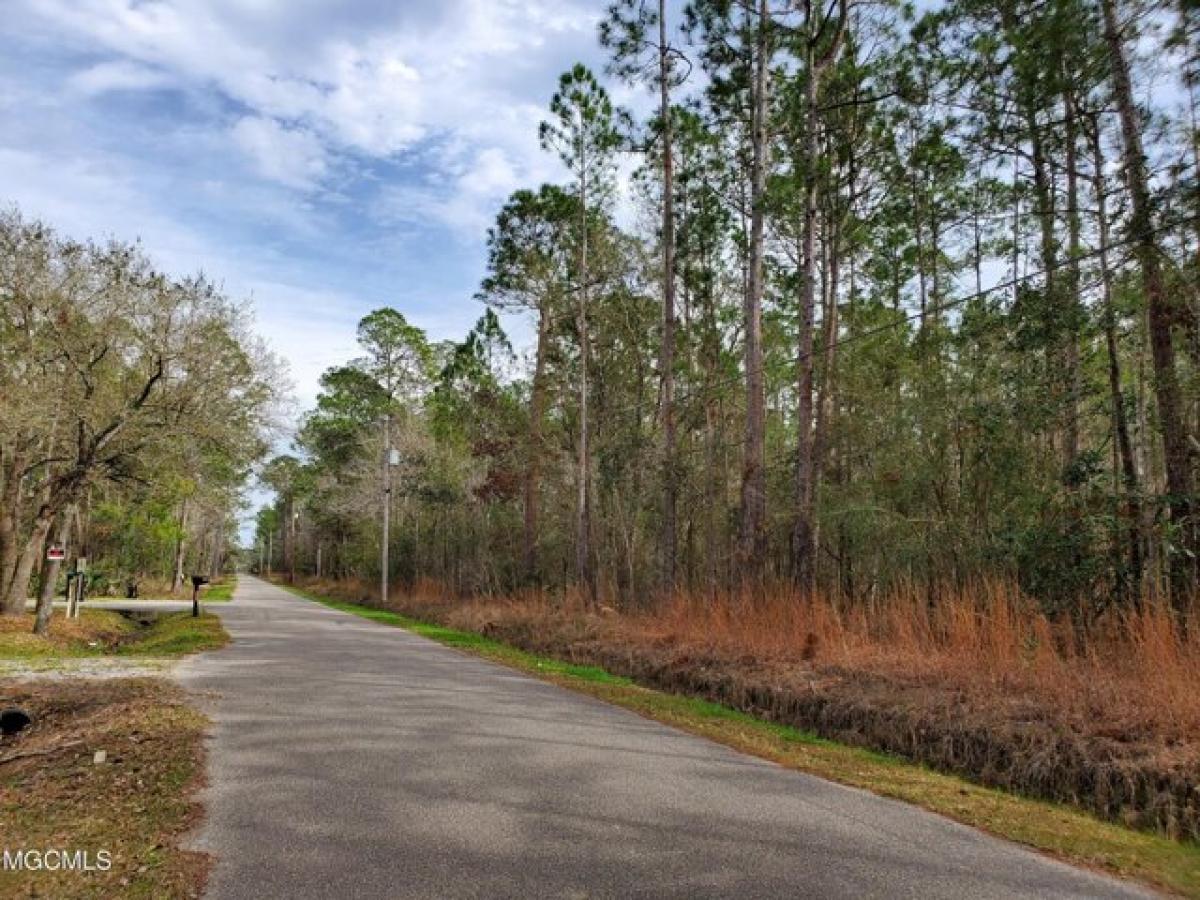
[0,212,280,631]
[261,0,1200,625]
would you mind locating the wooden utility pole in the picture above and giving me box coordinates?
[382,414,391,606]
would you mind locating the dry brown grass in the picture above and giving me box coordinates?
[0,610,138,656]
[0,679,211,898]
[287,574,1200,838]
[304,578,1200,739]
[631,581,1200,743]
[299,574,1200,740]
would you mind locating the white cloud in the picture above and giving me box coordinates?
[67,59,175,96]
[1,0,626,542]
[0,145,334,406]
[231,116,328,190]
[16,0,597,206]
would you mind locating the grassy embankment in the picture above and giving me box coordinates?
[0,609,228,660]
[283,581,1200,898]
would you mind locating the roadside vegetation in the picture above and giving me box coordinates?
[0,213,279,637]
[285,576,1200,839]
[0,679,211,899]
[79,575,237,604]
[250,0,1200,882]
[0,609,228,660]
[198,578,236,602]
[253,0,1200,623]
[285,581,1200,897]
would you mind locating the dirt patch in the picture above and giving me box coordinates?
[0,658,175,681]
[0,678,211,899]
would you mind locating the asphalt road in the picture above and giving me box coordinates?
[177,576,1152,899]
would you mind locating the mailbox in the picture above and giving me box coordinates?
[190,574,209,617]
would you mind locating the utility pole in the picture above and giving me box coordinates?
[289,508,297,583]
[382,414,391,606]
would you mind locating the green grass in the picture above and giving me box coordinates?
[116,611,229,656]
[284,583,1200,897]
[0,609,228,659]
[199,576,236,602]
[83,574,237,603]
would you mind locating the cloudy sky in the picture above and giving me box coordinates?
[0,0,637,410]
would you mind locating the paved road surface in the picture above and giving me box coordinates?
[178,576,1151,899]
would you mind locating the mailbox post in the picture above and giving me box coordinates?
[191,574,209,617]
[64,557,87,619]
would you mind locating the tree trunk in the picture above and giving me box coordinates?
[790,0,845,589]
[659,0,679,591]
[172,499,191,594]
[1090,112,1144,594]
[2,508,54,615]
[1061,85,1084,471]
[812,207,841,568]
[524,306,550,582]
[1026,108,1072,464]
[737,0,770,580]
[0,452,27,602]
[791,29,820,590]
[577,146,596,603]
[33,507,73,636]
[1103,0,1195,605]
[287,497,296,583]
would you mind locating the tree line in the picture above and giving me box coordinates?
[0,211,281,632]
[260,0,1200,623]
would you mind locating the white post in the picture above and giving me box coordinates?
[70,556,87,619]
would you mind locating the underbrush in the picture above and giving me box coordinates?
[294,574,1200,842]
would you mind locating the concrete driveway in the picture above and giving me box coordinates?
[177,576,1151,899]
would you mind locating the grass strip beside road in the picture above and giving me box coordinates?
[88,575,236,603]
[0,610,229,660]
[199,578,235,602]
[285,584,1200,897]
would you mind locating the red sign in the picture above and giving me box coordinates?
[47,544,66,561]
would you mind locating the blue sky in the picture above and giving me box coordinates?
[2,1,1182,408]
[0,0,643,410]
